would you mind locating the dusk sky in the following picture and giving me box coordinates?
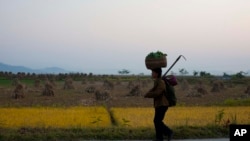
[1,0,250,75]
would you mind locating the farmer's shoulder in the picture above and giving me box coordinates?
[154,78,165,86]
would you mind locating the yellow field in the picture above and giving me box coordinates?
[0,106,249,129]
[0,106,111,128]
[111,106,250,127]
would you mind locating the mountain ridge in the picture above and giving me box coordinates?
[0,62,68,74]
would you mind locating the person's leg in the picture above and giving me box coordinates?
[154,106,173,140]
[154,106,167,140]
[161,107,173,141]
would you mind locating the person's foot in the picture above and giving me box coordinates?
[167,130,173,141]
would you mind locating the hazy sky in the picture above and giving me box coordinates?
[1,0,250,75]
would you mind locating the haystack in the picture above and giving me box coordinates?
[50,78,57,87]
[13,83,25,99]
[245,85,250,95]
[82,78,87,85]
[211,80,224,93]
[12,78,20,86]
[180,79,189,91]
[186,88,202,97]
[85,86,96,93]
[186,81,207,97]
[34,79,41,88]
[63,77,75,89]
[127,81,135,89]
[195,81,208,95]
[103,79,114,90]
[116,79,122,85]
[42,82,54,96]
[95,90,110,101]
[141,80,148,88]
[127,85,141,96]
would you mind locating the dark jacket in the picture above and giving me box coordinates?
[144,78,169,107]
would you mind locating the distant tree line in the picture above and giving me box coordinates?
[0,68,248,80]
[178,68,248,79]
[0,71,116,81]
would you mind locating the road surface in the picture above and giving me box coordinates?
[81,139,229,141]
[172,138,228,141]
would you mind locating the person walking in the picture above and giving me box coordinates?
[144,68,173,141]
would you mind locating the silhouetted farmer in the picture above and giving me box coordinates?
[144,68,173,141]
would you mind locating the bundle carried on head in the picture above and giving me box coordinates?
[145,51,167,69]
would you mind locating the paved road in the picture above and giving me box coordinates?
[81,139,229,141]
[172,138,228,141]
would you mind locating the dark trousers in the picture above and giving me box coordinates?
[154,106,172,140]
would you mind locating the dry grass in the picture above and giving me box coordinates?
[0,77,249,107]
[0,106,111,128]
[1,106,249,129]
[111,106,250,127]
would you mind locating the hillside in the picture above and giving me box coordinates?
[0,62,67,74]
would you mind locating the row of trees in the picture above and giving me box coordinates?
[0,71,108,80]
[118,68,248,79]
[0,68,248,80]
[179,68,248,79]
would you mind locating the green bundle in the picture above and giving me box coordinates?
[146,51,167,59]
[145,51,167,69]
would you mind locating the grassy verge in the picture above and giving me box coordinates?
[0,125,229,141]
[220,98,250,106]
